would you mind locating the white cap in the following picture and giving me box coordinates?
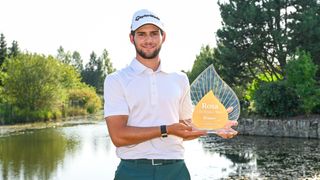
[130,9,164,31]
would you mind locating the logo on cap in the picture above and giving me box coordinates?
[135,14,160,21]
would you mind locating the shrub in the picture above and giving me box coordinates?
[253,81,299,118]
[245,73,283,114]
[66,86,102,115]
[285,50,319,114]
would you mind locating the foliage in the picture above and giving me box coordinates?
[8,40,20,58]
[1,53,101,123]
[245,72,283,113]
[285,50,319,114]
[2,53,64,122]
[58,59,83,89]
[3,54,63,111]
[253,81,299,118]
[56,46,83,72]
[0,70,4,100]
[246,73,282,101]
[216,0,320,85]
[288,1,320,78]
[66,86,102,115]
[0,33,7,67]
[187,45,215,84]
[81,49,115,94]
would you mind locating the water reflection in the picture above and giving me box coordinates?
[0,121,319,180]
[0,128,79,180]
[198,135,320,179]
[0,122,118,180]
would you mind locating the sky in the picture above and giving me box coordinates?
[0,0,223,72]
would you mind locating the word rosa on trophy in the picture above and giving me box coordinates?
[189,64,240,134]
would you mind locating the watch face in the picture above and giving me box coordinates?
[160,125,167,137]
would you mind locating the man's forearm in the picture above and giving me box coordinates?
[108,125,161,147]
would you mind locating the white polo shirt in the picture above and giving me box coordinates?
[104,58,193,159]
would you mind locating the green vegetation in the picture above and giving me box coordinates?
[253,81,299,117]
[0,53,104,124]
[285,50,319,114]
[186,0,320,118]
[0,34,114,124]
[1,0,320,123]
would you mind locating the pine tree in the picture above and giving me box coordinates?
[216,0,320,84]
[8,40,20,58]
[71,51,83,72]
[0,33,7,67]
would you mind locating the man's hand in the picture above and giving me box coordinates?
[167,120,207,140]
[216,107,238,139]
[216,120,238,139]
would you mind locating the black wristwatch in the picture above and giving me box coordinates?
[160,125,168,138]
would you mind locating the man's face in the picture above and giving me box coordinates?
[131,24,165,59]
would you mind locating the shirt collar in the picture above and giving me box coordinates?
[129,58,169,74]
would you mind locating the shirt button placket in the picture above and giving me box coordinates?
[150,73,157,106]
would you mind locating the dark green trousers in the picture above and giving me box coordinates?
[114,159,191,180]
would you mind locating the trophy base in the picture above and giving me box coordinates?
[206,128,237,135]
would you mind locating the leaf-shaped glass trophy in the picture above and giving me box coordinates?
[188,64,240,134]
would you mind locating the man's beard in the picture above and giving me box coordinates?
[135,44,162,59]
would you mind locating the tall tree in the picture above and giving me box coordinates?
[56,46,83,72]
[216,0,300,85]
[187,45,215,84]
[81,51,100,93]
[8,40,20,58]
[56,46,71,64]
[71,51,83,72]
[81,50,115,94]
[288,0,320,78]
[0,33,7,67]
[101,49,115,75]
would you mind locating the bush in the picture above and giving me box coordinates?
[66,86,102,115]
[285,50,319,114]
[253,81,299,118]
[245,73,283,115]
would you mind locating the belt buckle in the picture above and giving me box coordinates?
[151,159,162,166]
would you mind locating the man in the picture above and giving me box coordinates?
[104,9,237,180]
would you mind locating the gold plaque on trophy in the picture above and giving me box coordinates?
[192,90,228,130]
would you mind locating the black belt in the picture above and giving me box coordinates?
[121,159,184,166]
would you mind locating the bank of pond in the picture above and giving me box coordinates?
[0,115,319,179]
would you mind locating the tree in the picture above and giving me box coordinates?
[101,49,116,75]
[285,50,319,114]
[56,46,71,64]
[81,50,115,94]
[288,0,320,78]
[0,33,7,67]
[8,40,19,58]
[0,70,5,102]
[216,0,319,85]
[81,51,99,91]
[56,46,84,72]
[71,51,83,72]
[2,53,63,121]
[187,45,215,84]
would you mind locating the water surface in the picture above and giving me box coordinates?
[0,121,319,179]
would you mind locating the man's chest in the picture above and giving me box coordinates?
[124,74,184,108]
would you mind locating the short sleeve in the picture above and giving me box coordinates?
[179,73,193,120]
[104,74,129,118]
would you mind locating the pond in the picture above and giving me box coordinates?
[0,119,319,179]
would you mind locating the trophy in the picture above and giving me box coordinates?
[188,64,240,134]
